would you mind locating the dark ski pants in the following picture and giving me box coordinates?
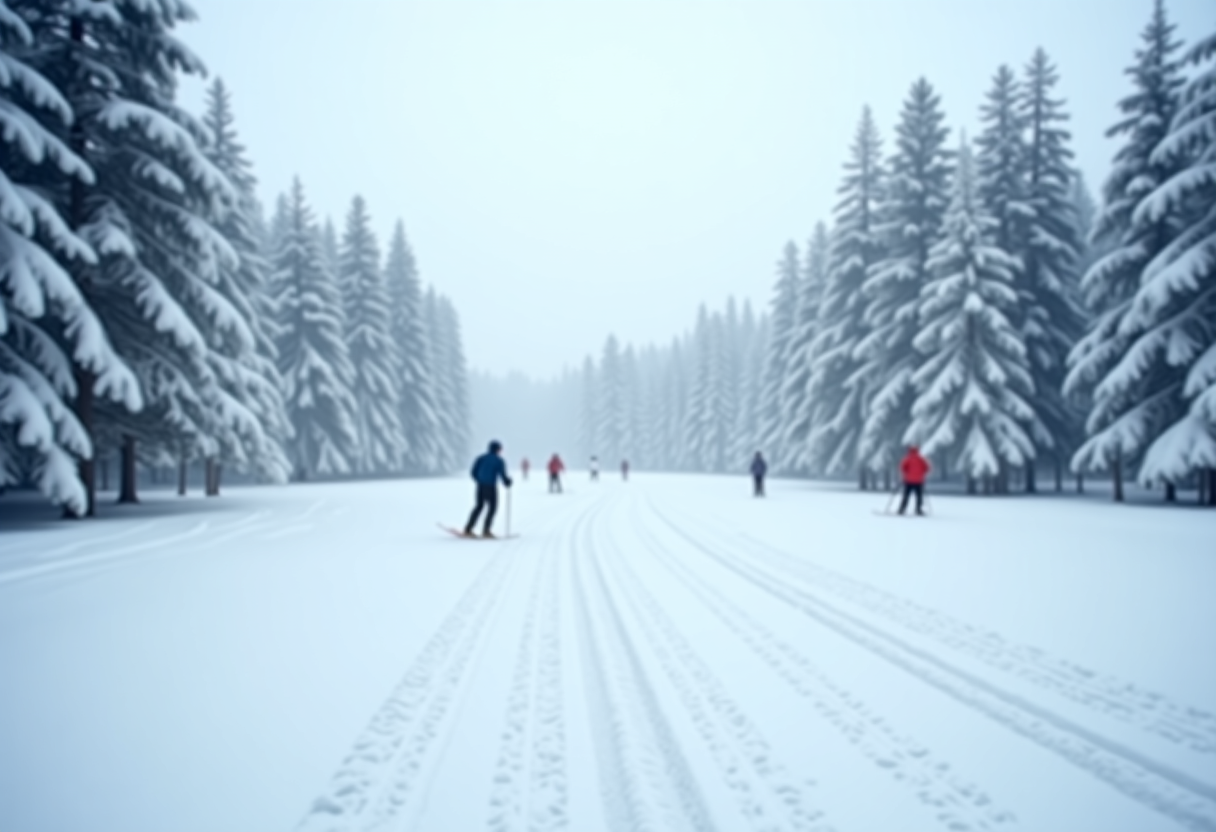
[898,482,924,514]
[549,473,562,493]
[465,484,499,533]
[753,475,765,497]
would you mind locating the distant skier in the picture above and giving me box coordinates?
[463,440,513,538]
[547,453,565,493]
[621,459,630,481]
[751,451,767,497]
[590,456,600,482]
[521,457,530,481]
[898,445,930,516]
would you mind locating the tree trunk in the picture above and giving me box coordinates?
[966,476,977,495]
[213,462,222,496]
[178,456,188,496]
[1076,472,1084,493]
[858,467,867,491]
[205,458,220,497]
[1112,456,1124,503]
[1208,469,1216,506]
[1164,481,1176,503]
[100,456,109,492]
[118,434,139,504]
[883,469,891,491]
[1025,464,1037,493]
[1198,472,1207,506]
[1054,456,1063,492]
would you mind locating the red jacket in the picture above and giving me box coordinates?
[547,456,565,475]
[900,449,930,485]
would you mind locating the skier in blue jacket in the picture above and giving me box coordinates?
[464,440,513,537]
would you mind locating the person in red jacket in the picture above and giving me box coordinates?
[898,445,930,515]
[547,453,565,493]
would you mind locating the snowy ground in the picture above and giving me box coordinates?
[1,474,1214,832]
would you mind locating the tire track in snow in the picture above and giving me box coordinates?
[571,490,719,832]
[601,497,835,832]
[649,502,1216,832]
[632,499,1011,832]
[296,551,519,832]
[716,527,1216,758]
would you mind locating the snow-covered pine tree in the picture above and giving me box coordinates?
[685,306,731,472]
[578,354,598,463]
[338,196,405,474]
[423,289,470,472]
[320,217,339,278]
[201,78,290,490]
[0,1,140,513]
[908,138,1036,491]
[273,178,359,480]
[621,343,641,468]
[659,337,688,470]
[805,107,887,486]
[1065,1,1187,501]
[976,65,1031,258]
[1128,29,1216,504]
[596,334,626,466]
[778,222,829,473]
[384,220,441,473]
[14,0,244,510]
[721,296,742,459]
[1017,48,1087,491]
[756,242,799,465]
[730,300,762,467]
[857,79,953,483]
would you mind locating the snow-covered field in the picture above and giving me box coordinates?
[1,474,1213,832]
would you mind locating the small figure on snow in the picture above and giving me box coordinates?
[464,440,513,538]
[521,457,530,481]
[590,456,600,482]
[751,451,767,497]
[547,453,565,493]
[898,445,930,516]
[621,459,630,481]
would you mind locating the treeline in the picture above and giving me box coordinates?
[577,3,1214,504]
[0,1,469,517]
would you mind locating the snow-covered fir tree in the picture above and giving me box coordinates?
[777,223,829,472]
[685,306,730,472]
[857,79,953,481]
[1066,0,1187,501]
[14,0,245,509]
[0,1,140,513]
[578,355,598,463]
[976,65,1031,257]
[384,220,441,473]
[201,78,290,489]
[908,139,1036,491]
[756,242,799,462]
[1017,48,1087,490]
[338,196,405,474]
[731,300,766,466]
[805,107,887,485]
[1124,28,1216,502]
[595,335,627,466]
[424,289,471,472]
[273,179,359,480]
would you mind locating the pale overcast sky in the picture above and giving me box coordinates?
[178,0,1212,380]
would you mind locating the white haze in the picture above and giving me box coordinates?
[179,0,1213,381]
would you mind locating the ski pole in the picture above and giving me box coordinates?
[506,485,512,537]
[882,480,900,514]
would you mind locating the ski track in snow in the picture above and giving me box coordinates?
[630,499,1012,832]
[295,551,518,832]
[570,490,719,832]
[485,520,569,832]
[645,498,1216,832]
[0,498,332,589]
[714,528,1216,757]
[600,498,835,832]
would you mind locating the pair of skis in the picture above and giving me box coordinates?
[437,524,520,540]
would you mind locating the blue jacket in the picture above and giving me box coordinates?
[471,451,511,487]
[751,456,767,477]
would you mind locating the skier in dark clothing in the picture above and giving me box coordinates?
[750,451,768,497]
[898,445,930,515]
[464,440,513,537]
[521,457,530,481]
[621,459,630,481]
[547,453,565,493]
